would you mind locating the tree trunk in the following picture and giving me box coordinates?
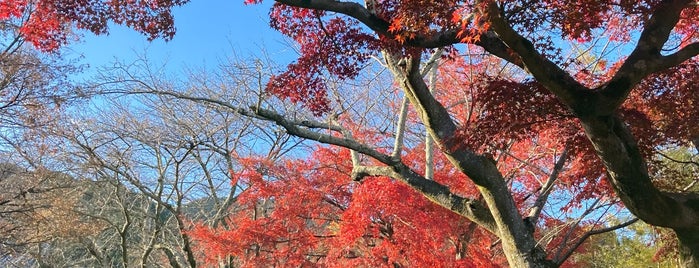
[500,245,555,268]
[676,227,699,268]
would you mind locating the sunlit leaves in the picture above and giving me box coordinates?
[631,59,699,147]
[192,145,505,267]
[267,5,377,115]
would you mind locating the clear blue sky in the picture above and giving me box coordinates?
[68,0,292,73]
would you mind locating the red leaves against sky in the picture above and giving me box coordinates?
[256,0,699,118]
[631,60,699,146]
[1,0,186,51]
[266,4,377,115]
[506,0,652,42]
[623,59,699,190]
[379,0,462,42]
[261,0,470,115]
[435,54,615,202]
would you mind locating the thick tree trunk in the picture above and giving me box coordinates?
[498,243,555,268]
[676,227,699,268]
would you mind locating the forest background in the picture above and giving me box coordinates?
[1,0,698,267]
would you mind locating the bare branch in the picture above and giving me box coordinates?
[109,87,499,234]
[658,151,699,169]
[391,96,409,160]
[253,107,395,164]
[554,218,640,265]
[527,145,569,225]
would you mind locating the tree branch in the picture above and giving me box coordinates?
[113,88,499,235]
[527,145,569,226]
[391,96,409,160]
[424,51,440,180]
[484,2,590,115]
[253,107,396,165]
[480,0,699,230]
[350,165,497,233]
[581,115,699,228]
[597,0,697,115]
[274,0,460,48]
[554,218,639,265]
[252,107,498,233]
[275,0,524,69]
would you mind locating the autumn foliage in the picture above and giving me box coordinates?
[192,147,500,267]
[0,0,187,51]
[257,0,699,116]
[6,0,699,267]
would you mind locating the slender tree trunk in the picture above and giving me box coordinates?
[675,227,699,268]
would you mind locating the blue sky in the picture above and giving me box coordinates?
[68,0,292,73]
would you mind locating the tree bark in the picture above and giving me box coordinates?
[579,116,695,226]
[676,227,699,268]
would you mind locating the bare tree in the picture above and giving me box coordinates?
[40,56,304,267]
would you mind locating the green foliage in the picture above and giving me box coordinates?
[653,147,699,192]
[574,219,679,268]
